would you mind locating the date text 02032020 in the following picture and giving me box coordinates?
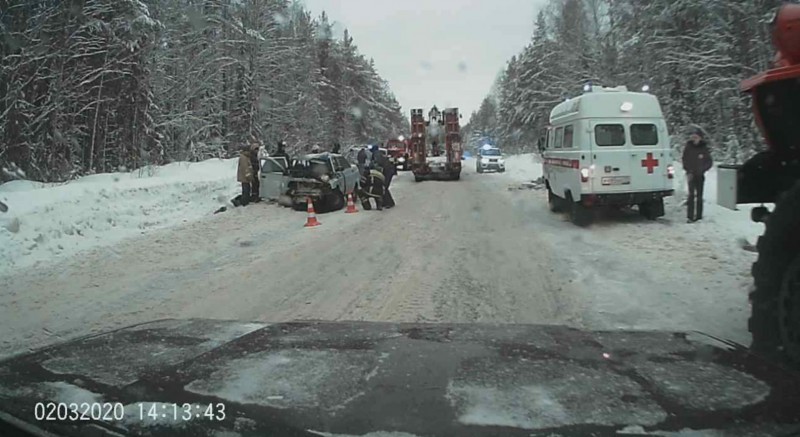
[33,402,226,422]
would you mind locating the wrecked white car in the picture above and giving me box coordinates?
[260,152,360,213]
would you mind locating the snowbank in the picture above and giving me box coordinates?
[502,154,544,182]
[0,159,239,276]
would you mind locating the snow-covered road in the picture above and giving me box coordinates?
[0,155,761,359]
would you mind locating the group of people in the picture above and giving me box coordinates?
[355,144,396,211]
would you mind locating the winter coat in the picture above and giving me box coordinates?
[682,140,713,176]
[357,148,367,165]
[237,151,254,183]
[377,154,397,178]
[359,169,385,198]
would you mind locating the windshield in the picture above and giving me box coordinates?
[0,0,795,434]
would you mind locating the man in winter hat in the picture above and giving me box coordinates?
[682,127,713,222]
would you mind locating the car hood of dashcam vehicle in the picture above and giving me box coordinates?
[1,319,800,437]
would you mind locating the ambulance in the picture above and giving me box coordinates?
[541,85,674,226]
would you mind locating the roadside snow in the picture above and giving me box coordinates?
[502,153,762,345]
[0,159,239,276]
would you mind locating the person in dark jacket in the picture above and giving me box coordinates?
[682,128,713,222]
[357,147,368,173]
[375,151,397,209]
[371,144,382,164]
[332,143,341,154]
[248,138,261,202]
[357,167,385,211]
[235,145,254,207]
[273,141,289,159]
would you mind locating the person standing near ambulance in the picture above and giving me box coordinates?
[682,128,713,222]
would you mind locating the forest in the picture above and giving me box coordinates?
[0,0,406,182]
[463,0,782,163]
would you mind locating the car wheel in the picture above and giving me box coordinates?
[415,175,423,182]
[477,167,483,174]
[327,190,345,212]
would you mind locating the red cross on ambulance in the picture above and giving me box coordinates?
[641,152,659,174]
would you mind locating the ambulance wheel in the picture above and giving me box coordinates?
[548,188,565,213]
[568,194,592,227]
[750,181,800,363]
[639,199,664,220]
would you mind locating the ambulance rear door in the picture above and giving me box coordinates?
[589,121,633,193]
[628,120,670,192]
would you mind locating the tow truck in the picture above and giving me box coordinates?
[409,106,463,182]
[715,4,800,363]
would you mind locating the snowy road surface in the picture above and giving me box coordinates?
[0,155,760,358]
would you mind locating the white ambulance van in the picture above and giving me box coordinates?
[541,86,674,226]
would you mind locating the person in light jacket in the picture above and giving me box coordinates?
[236,145,254,207]
[682,128,713,222]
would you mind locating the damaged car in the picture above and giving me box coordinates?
[260,153,360,213]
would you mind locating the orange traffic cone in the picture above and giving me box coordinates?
[345,192,358,214]
[304,197,321,227]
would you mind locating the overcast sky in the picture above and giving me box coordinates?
[300,0,546,124]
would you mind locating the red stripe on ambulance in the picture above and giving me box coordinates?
[544,158,580,169]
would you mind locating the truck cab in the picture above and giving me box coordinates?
[386,138,410,171]
[541,86,674,226]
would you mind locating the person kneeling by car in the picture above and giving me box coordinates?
[357,167,385,211]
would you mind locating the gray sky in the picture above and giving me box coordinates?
[300,0,546,124]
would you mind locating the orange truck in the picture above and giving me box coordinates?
[409,106,462,182]
[716,4,800,363]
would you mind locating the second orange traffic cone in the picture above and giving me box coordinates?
[304,197,321,227]
[345,192,358,214]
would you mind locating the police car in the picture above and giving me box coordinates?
[476,145,505,173]
[541,85,674,226]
